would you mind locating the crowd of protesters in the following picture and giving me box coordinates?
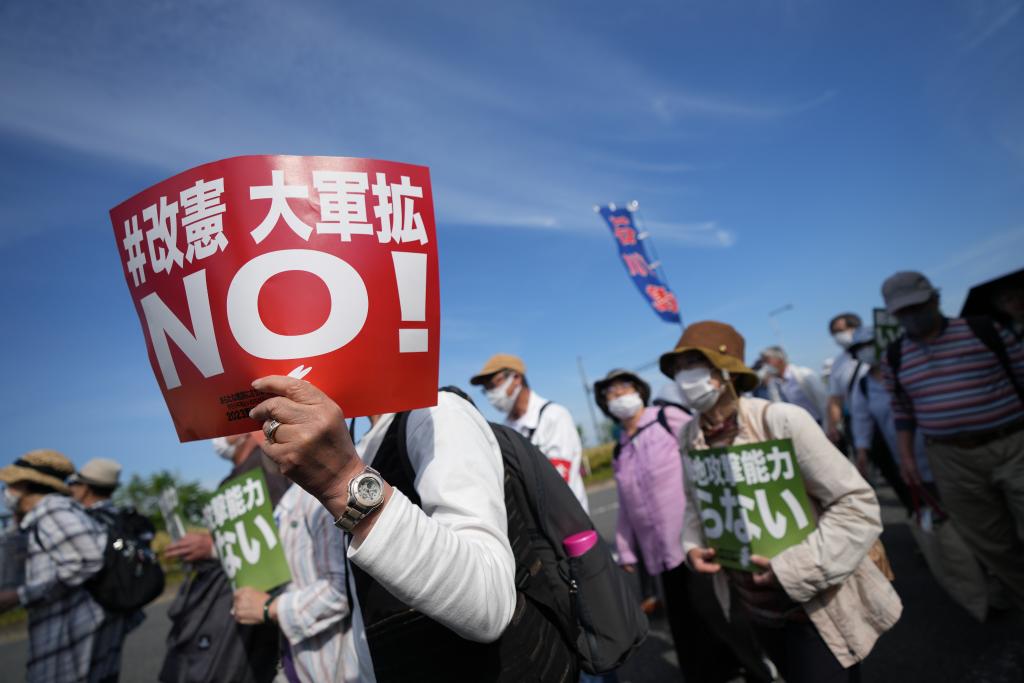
[1,267,1022,682]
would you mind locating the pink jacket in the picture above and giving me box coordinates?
[614,405,692,573]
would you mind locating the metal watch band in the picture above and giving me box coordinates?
[335,506,366,532]
[334,466,384,532]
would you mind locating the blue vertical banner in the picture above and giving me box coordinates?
[598,205,681,324]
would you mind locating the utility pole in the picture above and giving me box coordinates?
[576,356,602,453]
[768,303,794,347]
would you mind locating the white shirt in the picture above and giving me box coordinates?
[769,365,829,425]
[342,392,517,683]
[506,390,589,512]
[275,485,349,683]
[828,350,861,401]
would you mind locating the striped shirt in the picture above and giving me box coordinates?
[274,484,349,683]
[882,318,1024,437]
[17,495,106,683]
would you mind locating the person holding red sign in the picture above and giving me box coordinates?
[470,354,590,512]
[249,375,519,682]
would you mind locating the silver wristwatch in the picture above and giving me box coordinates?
[334,466,386,532]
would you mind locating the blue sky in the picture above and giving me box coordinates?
[2,0,1022,488]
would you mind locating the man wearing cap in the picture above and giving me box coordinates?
[69,458,147,683]
[881,270,1024,609]
[0,450,108,683]
[470,353,589,511]
[68,458,121,512]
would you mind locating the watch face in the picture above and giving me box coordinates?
[354,475,383,507]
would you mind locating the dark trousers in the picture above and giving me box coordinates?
[661,564,772,683]
[753,620,860,683]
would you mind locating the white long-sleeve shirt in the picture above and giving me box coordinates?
[767,365,829,425]
[343,392,517,683]
[274,484,349,683]
[506,390,589,512]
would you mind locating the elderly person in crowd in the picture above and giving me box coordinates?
[845,328,919,513]
[665,321,901,683]
[758,346,829,426]
[595,369,770,683]
[0,450,108,683]
[68,458,148,683]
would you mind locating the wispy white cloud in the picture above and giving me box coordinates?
[651,89,838,123]
[641,220,737,248]
[930,225,1024,276]
[960,0,1021,51]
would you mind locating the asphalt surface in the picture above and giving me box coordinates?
[0,483,1021,682]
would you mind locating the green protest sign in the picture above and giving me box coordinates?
[686,438,816,571]
[873,307,902,355]
[204,468,291,591]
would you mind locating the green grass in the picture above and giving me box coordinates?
[0,570,185,630]
[583,441,615,488]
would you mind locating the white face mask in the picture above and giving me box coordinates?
[3,487,21,512]
[855,346,878,366]
[833,330,855,349]
[607,392,644,421]
[485,375,521,414]
[212,437,240,461]
[675,367,722,413]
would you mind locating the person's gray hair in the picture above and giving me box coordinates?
[760,345,788,362]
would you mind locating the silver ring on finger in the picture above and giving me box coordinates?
[264,419,282,444]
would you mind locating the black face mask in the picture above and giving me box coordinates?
[898,309,942,339]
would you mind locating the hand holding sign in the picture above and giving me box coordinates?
[250,375,368,515]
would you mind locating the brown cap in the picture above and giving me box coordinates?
[68,458,122,490]
[593,369,651,419]
[470,354,526,385]
[0,449,74,495]
[658,321,759,393]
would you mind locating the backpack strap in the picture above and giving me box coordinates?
[858,373,870,400]
[885,335,907,403]
[845,360,865,399]
[760,402,775,441]
[523,401,553,441]
[965,316,1024,405]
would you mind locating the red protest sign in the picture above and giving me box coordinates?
[110,155,440,442]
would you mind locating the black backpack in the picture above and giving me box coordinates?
[613,401,689,460]
[350,389,648,681]
[85,506,166,612]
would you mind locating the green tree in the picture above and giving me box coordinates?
[115,470,214,531]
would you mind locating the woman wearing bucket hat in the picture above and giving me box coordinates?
[662,322,902,683]
[0,449,109,683]
[595,369,772,683]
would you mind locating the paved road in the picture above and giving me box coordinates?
[1,484,1020,682]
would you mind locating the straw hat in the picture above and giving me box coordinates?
[0,449,74,495]
[593,369,651,418]
[469,353,526,385]
[658,321,759,393]
[68,458,122,490]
